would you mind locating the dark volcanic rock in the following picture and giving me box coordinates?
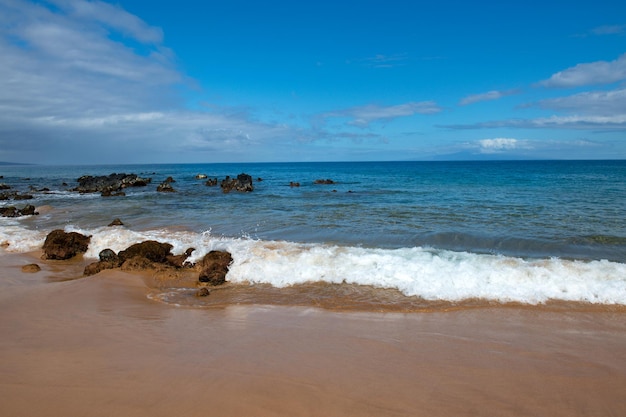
[42,229,91,260]
[108,218,124,226]
[0,183,10,190]
[220,173,254,193]
[0,206,19,217]
[198,250,233,285]
[99,248,119,262]
[101,190,126,197]
[83,249,122,276]
[205,178,218,186]
[1,205,38,217]
[314,179,335,184]
[72,173,151,194]
[14,194,33,200]
[118,240,173,263]
[166,247,195,268]
[156,181,176,192]
[19,205,37,216]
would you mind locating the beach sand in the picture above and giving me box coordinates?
[1,252,625,417]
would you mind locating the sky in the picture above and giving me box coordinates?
[0,0,625,164]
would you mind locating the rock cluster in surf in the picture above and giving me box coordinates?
[0,204,38,217]
[39,230,233,293]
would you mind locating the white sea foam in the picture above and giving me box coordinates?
[2,224,626,305]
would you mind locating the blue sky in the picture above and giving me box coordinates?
[0,0,625,164]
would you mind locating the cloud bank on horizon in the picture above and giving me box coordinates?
[0,0,625,164]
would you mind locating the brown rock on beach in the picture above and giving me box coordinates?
[21,263,41,273]
[42,229,91,260]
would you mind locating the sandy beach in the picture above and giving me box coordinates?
[1,251,625,417]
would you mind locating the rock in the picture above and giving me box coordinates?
[1,205,38,217]
[21,263,41,273]
[314,179,335,184]
[166,247,195,268]
[19,205,37,216]
[195,174,207,179]
[83,258,122,276]
[119,256,156,271]
[101,190,126,197]
[156,181,176,192]
[0,183,10,190]
[108,218,124,226]
[220,173,254,193]
[0,206,19,217]
[118,240,173,264]
[289,181,300,187]
[198,250,233,285]
[195,287,211,297]
[42,229,91,260]
[205,178,218,186]
[14,194,33,200]
[164,176,176,183]
[99,248,119,262]
[72,173,151,194]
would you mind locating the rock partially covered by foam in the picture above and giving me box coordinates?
[0,204,38,217]
[118,240,174,264]
[82,240,229,288]
[42,229,91,260]
[198,250,233,286]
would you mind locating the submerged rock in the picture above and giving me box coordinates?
[195,287,211,297]
[0,205,38,217]
[21,263,41,273]
[108,218,124,226]
[42,229,90,260]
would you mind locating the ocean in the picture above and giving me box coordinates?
[1,160,625,307]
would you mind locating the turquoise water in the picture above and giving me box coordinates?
[2,160,624,261]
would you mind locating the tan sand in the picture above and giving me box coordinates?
[1,252,625,417]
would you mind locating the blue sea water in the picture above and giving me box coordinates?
[1,160,625,306]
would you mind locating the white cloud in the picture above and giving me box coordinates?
[0,0,306,163]
[443,115,626,130]
[477,138,526,153]
[535,88,626,115]
[459,89,518,106]
[320,101,442,128]
[539,53,626,88]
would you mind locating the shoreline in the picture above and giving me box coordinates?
[1,251,626,416]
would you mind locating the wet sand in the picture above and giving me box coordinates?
[1,252,625,417]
